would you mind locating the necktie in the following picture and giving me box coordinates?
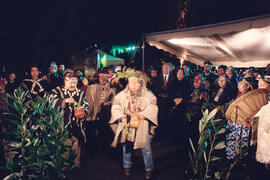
[164,75,167,86]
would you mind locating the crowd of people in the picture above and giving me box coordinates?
[0,60,270,179]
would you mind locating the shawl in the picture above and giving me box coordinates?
[85,83,115,121]
[109,87,158,150]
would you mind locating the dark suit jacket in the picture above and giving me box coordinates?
[155,73,174,98]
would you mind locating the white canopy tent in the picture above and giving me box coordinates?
[96,49,125,69]
[71,49,124,70]
[145,15,270,68]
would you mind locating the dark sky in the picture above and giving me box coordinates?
[1,0,270,74]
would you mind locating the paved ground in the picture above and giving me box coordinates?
[68,140,186,180]
[67,139,270,180]
[1,138,269,179]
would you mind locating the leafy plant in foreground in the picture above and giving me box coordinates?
[189,108,227,179]
[2,88,75,179]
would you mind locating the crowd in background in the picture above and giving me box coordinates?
[1,60,270,169]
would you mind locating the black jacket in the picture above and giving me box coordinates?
[213,85,236,106]
[155,73,174,98]
[168,78,191,105]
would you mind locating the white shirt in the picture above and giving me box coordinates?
[163,74,169,82]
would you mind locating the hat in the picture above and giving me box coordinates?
[99,69,110,77]
[50,61,58,69]
[218,65,228,70]
[226,66,235,72]
[262,75,270,84]
[149,66,157,72]
[182,61,190,66]
[203,60,212,66]
[194,76,202,83]
[63,69,75,80]
[238,77,256,90]
[0,77,7,86]
[244,71,255,78]
[149,66,156,71]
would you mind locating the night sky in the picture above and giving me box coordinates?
[1,0,270,75]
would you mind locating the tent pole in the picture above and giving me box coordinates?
[142,35,145,72]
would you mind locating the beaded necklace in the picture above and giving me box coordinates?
[62,86,80,97]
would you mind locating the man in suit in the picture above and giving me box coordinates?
[155,63,174,138]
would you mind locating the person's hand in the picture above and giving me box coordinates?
[216,105,223,111]
[103,102,110,106]
[82,77,88,86]
[122,117,127,126]
[65,98,75,104]
[74,107,82,111]
[138,114,145,121]
[41,75,47,80]
[174,98,182,106]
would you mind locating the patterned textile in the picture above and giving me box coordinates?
[50,86,89,142]
[190,88,209,104]
[225,121,250,159]
[110,86,158,150]
[190,89,200,103]
[20,78,48,99]
[125,93,144,142]
[49,86,89,166]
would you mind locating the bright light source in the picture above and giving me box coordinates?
[110,44,137,55]
[168,38,187,45]
[168,38,208,47]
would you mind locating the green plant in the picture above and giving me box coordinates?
[188,103,252,180]
[74,102,82,108]
[189,108,227,179]
[3,88,75,179]
[225,146,249,180]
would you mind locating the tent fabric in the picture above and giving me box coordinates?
[145,15,270,67]
[96,49,124,68]
[71,49,124,70]
[96,49,124,61]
